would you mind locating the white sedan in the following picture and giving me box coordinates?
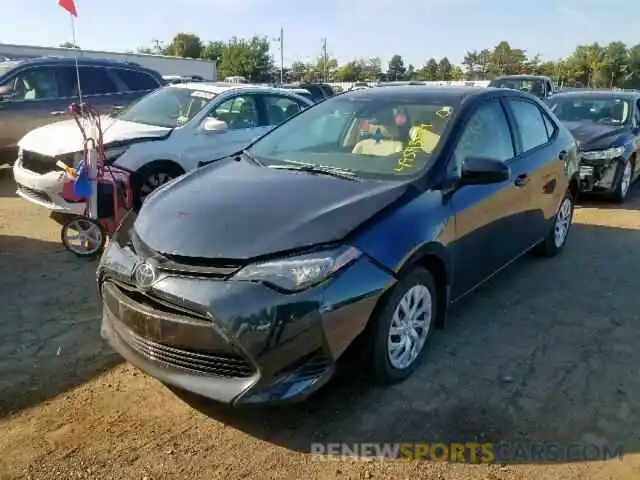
[13,82,313,214]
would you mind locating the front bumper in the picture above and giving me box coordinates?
[578,156,624,193]
[98,239,394,406]
[13,158,85,215]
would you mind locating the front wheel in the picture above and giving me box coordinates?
[61,216,106,258]
[535,190,574,257]
[134,163,184,211]
[612,159,633,203]
[368,268,437,383]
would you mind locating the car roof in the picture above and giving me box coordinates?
[491,75,551,81]
[5,55,148,69]
[341,85,491,103]
[551,89,639,100]
[170,82,315,99]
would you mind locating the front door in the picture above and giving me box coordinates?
[447,99,533,297]
[183,93,271,167]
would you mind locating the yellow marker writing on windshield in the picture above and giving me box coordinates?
[394,124,433,172]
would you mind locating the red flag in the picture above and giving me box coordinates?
[58,0,78,16]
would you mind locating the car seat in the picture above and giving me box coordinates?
[268,105,285,124]
[284,103,300,118]
[409,125,441,154]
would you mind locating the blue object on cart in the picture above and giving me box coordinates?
[73,161,92,198]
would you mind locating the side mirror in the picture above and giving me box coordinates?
[203,117,228,133]
[460,156,510,185]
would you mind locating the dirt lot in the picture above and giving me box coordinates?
[1,166,640,479]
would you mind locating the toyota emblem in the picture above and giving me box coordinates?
[133,261,157,289]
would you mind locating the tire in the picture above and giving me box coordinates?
[134,163,184,211]
[61,216,106,258]
[612,158,634,204]
[367,267,437,383]
[535,189,574,257]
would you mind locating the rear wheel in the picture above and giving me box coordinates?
[535,189,574,257]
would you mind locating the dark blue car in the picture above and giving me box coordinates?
[97,86,580,406]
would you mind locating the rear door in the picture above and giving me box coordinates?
[110,67,162,111]
[503,96,567,244]
[0,64,70,151]
[448,98,532,296]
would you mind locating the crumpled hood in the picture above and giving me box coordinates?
[134,159,411,260]
[562,121,629,151]
[17,116,172,157]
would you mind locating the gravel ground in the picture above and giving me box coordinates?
[1,167,639,479]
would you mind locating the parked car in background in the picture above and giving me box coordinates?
[548,89,640,202]
[163,75,203,84]
[279,83,334,103]
[0,56,164,162]
[13,82,313,213]
[97,86,579,406]
[488,75,556,101]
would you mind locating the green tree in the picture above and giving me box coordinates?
[489,41,527,77]
[387,54,406,80]
[218,36,273,82]
[202,41,225,62]
[476,49,492,79]
[462,50,478,80]
[601,41,628,88]
[423,58,438,81]
[165,33,204,59]
[437,57,453,81]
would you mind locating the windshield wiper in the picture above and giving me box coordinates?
[239,150,264,166]
[268,161,359,181]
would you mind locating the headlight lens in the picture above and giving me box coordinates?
[103,146,129,165]
[581,146,625,160]
[233,246,362,292]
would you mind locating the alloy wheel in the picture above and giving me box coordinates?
[140,171,174,202]
[554,196,573,248]
[387,284,433,370]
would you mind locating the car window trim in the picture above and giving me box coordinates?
[111,66,161,93]
[502,96,555,157]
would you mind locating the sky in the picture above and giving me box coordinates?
[2,0,639,68]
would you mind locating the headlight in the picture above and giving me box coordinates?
[233,246,362,292]
[581,146,625,161]
[103,146,129,165]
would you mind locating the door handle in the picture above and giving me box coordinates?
[50,111,66,116]
[514,174,530,187]
[558,150,568,161]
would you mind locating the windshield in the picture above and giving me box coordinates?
[116,87,215,128]
[490,78,546,98]
[0,61,20,80]
[548,96,630,125]
[248,95,456,180]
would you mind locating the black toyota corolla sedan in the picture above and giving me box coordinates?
[97,86,580,406]
[547,90,640,202]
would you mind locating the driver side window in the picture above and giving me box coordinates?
[210,95,258,130]
[451,100,515,175]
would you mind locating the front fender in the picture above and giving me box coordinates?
[351,190,456,277]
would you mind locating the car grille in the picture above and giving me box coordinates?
[110,279,211,322]
[16,184,52,204]
[117,324,254,378]
[21,151,74,175]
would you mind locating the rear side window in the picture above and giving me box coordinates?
[78,67,119,95]
[116,68,160,91]
[508,99,550,153]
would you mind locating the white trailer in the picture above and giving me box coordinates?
[0,43,216,80]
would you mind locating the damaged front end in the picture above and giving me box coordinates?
[578,146,626,193]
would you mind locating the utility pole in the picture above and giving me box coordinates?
[152,39,163,53]
[321,37,328,82]
[272,28,284,84]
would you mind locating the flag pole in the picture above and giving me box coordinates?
[69,14,83,105]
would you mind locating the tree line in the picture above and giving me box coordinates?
[135,34,640,89]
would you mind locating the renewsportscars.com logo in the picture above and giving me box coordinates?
[311,442,624,463]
